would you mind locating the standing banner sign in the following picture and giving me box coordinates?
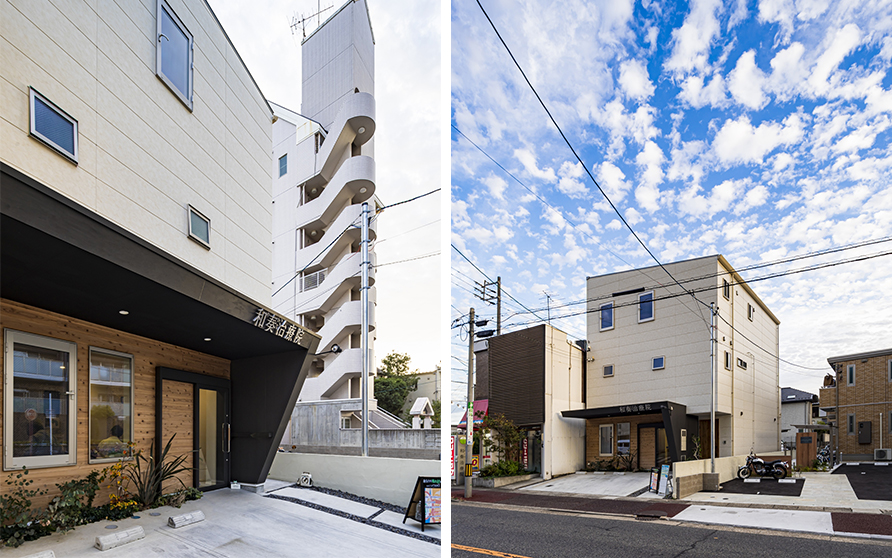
[403,477,441,532]
[450,436,456,480]
[657,464,670,496]
[521,438,529,470]
[649,468,659,492]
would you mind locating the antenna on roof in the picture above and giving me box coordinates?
[290,3,334,39]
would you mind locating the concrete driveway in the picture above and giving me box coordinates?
[5,485,439,557]
[518,471,651,497]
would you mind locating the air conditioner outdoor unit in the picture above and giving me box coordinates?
[875,448,892,461]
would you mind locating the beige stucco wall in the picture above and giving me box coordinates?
[269,452,439,506]
[543,326,586,479]
[1,0,273,302]
[586,255,780,457]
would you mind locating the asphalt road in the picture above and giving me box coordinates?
[452,502,892,558]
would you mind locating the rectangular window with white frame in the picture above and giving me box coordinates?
[156,0,194,110]
[599,424,614,456]
[722,279,730,300]
[638,291,654,323]
[4,329,78,469]
[279,154,288,177]
[847,364,855,386]
[89,348,133,462]
[724,351,731,370]
[603,364,614,377]
[652,356,665,370]
[737,357,748,370]
[599,302,614,331]
[187,205,210,248]
[29,87,78,164]
[747,303,755,321]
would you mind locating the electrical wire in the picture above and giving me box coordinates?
[375,251,440,267]
[376,188,440,212]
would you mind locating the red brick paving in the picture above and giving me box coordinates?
[831,512,892,536]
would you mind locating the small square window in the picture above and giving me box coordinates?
[279,154,288,177]
[652,356,665,370]
[599,302,614,331]
[722,279,730,300]
[638,291,654,323]
[747,303,755,321]
[29,88,78,163]
[737,358,748,370]
[603,364,614,377]
[724,351,732,370]
[156,0,193,109]
[187,205,210,248]
[847,364,855,386]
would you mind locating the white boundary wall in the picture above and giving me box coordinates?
[269,453,439,506]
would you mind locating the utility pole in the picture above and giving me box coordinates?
[474,278,501,335]
[710,302,717,474]
[361,202,370,457]
[465,308,475,499]
[544,292,552,327]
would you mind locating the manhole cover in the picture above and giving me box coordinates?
[105,525,118,530]
[132,515,140,519]
[149,512,161,516]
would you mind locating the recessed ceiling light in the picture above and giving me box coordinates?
[359,187,367,193]
[358,127,366,134]
[204,337,212,342]
[311,188,318,194]
[310,230,317,236]
[119,310,129,315]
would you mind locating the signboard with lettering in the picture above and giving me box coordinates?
[251,308,312,349]
[521,438,529,470]
[450,436,456,480]
[403,477,441,532]
[657,464,670,496]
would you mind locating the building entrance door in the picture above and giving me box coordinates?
[656,428,670,465]
[197,386,230,490]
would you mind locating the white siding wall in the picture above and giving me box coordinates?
[543,326,586,478]
[1,0,273,302]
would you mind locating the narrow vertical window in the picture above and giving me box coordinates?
[29,88,78,163]
[3,330,78,468]
[156,0,193,109]
[188,205,210,248]
[847,364,855,386]
[89,348,133,462]
[848,414,855,435]
[599,302,614,331]
[599,424,614,456]
[724,351,732,370]
[616,423,630,454]
[747,303,755,321]
[638,291,654,322]
[279,154,288,177]
[722,279,730,300]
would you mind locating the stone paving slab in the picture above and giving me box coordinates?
[275,487,381,517]
[674,505,835,535]
[519,471,650,497]
[374,510,442,539]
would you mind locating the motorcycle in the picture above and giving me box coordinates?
[737,451,788,479]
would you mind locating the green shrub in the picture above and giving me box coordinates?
[479,460,523,478]
[45,470,104,534]
[1,467,49,548]
[124,434,194,509]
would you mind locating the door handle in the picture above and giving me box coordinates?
[223,423,230,453]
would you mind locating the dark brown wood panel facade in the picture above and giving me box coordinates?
[487,325,545,427]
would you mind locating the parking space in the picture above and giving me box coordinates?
[518,471,651,497]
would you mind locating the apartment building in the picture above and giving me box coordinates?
[271,0,405,453]
[820,348,892,461]
[780,387,820,449]
[1,0,318,499]
[563,255,780,469]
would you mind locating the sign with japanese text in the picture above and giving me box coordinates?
[251,308,311,348]
[521,438,529,470]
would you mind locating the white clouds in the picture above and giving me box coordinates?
[618,59,655,101]
[635,141,665,212]
[677,179,745,216]
[713,114,805,165]
[597,161,631,203]
[767,42,808,100]
[482,174,508,199]
[556,161,588,198]
[729,50,768,110]
[666,0,724,76]
[808,24,863,97]
[678,74,727,108]
[606,219,622,230]
[514,148,557,182]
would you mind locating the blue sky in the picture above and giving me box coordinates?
[451,0,892,420]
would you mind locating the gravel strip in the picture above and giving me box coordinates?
[266,486,440,545]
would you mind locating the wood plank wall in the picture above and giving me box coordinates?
[161,380,194,493]
[0,299,229,507]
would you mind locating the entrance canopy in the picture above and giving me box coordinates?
[458,399,489,429]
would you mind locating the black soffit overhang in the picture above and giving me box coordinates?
[1,163,320,361]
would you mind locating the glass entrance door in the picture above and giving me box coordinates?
[656,427,670,465]
[197,387,229,490]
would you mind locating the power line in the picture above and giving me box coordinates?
[376,218,440,244]
[377,188,440,212]
[375,251,440,268]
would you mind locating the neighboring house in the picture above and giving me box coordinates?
[471,324,586,480]
[820,348,892,461]
[1,0,319,501]
[563,255,781,470]
[401,369,441,418]
[780,387,819,448]
[272,0,406,454]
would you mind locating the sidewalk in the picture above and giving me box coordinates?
[453,483,892,540]
[7,484,439,558]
